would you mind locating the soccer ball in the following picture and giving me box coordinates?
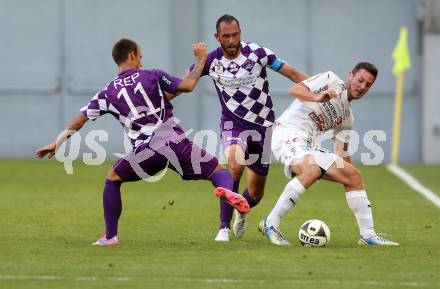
[298,219,330,247]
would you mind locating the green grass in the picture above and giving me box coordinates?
[402,165,440,194]
[0,160,439,289]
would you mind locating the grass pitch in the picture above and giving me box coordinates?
[0,160,439,289]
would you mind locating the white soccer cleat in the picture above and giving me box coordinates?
[258,219,291,246]
[358,234,399,246]
[92,235,119,246]
[232,210,246,238]
[214,227,230,242]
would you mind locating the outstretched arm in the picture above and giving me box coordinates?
[289,82,338,103]
[35,114,89,159]
[165,69,191,101]
[176,42,207,93]
[278,63,309,83]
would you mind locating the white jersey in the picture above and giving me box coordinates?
[276,71,354,145]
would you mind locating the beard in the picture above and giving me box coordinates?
[221,42,241,58]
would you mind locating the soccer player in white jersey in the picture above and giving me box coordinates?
[188,15,308,241]
[259,62,399,246]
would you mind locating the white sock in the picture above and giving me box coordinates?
[346,190,376,239]
[266,178,305,228]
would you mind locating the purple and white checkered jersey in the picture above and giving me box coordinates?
[81,69,182,148]
[276,71,354,144]
[201,42,284,128]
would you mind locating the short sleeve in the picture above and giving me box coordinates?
[151,69,182,95]
[302,71,342,94]
[252,44,284,71]
[80,90,109,120]
[264,47,284,71]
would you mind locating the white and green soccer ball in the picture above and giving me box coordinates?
[298,219,330,247]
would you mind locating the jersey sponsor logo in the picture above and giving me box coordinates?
[227,61,240,74]
[216,75,257,88]
[161,76,172,86]
[313,84,329,95]
[321,102,338,128]
[308,100,351,132]
[308,112,326,131]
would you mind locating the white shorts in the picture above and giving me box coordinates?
[272,125,338,179]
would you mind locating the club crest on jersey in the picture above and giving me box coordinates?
[243,59,255,71]
[227,61,240,74]
[213,62,224,74]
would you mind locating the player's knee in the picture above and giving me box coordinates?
[106,169,123,182]
[293,163,321,188]
[211,164,225,173]
[302,164,322,180]
[228,161,244,176]
[248,189,264,204]
[348,167,363,187]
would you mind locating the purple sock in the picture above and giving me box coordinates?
[219,199,234,229]
[103,179,122,239]
[233,180,240,193]
[210,169,234,229]
[210,168,233,190]
[218,180,240,228]
[243,189,259,208]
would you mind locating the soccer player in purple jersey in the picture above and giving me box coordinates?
[188,15,308,241]
[36,38,250,246]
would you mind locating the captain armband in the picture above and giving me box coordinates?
[270,58,284,71]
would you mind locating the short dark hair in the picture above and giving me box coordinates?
[216,14,240,32]
[112,38,138,65]
[352,62,378,79]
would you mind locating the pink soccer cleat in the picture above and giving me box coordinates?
[215,187,250,214]
[92,235,119,246]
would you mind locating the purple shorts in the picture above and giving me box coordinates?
[220,118,272,176]
[113,128,218,182]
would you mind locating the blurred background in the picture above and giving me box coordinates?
[1,0,439,164]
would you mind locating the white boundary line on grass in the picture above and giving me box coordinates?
[0,275,430,287]
[387,164,440,208]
